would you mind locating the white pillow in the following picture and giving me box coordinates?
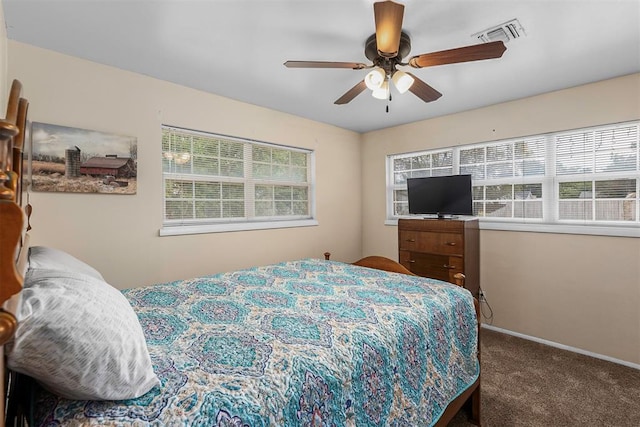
[28,246,105,281]
[6,268,160,400]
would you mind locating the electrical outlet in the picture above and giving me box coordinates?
[479,290,486,302]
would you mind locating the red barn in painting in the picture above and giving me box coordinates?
[80,155,136,178]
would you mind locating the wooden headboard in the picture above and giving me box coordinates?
[0,79,29,427]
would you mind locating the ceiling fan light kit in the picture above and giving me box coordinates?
[365,67,386,90]
[284,0,508,106]
[365,67,414,96]
[372,80,390,100]
[391,70,414,94]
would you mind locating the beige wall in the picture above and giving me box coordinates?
[6,36,640,365]
[361,73,640,365]
[8,41,363,288]
[0,1,7,107]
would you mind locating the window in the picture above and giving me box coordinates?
[460,136,546,220]
[387,121,639,236]
[161,126,316,236]
[389,149,453,216]
[555,124,638,223]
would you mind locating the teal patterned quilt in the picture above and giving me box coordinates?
[33,259,479,426]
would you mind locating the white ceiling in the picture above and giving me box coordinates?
[3,0,640,133]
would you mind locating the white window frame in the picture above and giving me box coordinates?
[160,126,317,236]
[386,149,454,219]
[386,120,640,238]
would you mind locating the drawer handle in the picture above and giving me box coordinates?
[446,242,457,246]
[406,239,416,243]
[409,260,416,263]
[443,264,456,269]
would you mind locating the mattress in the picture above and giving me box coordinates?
[32,259,479,426]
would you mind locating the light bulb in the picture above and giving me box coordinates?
[391,70,414,94]
[364,67,385,90]
[372,80,390,100]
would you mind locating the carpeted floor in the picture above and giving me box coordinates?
[448,329,640,427]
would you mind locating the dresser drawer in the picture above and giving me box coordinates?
[399,251,464,283]
[398,230,463,255]
[397,218,479,297]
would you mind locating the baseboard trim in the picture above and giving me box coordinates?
[481,324,640,370]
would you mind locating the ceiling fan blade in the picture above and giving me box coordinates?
[406,72,442,103]
[374,1,405,57]
[408,41,507,68]
[284,61,367,70]
[334,80,367,105]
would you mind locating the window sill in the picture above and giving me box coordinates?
[160,219,318,236]
[385,217,640,238]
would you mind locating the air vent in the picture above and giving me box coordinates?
[472,19,525,43]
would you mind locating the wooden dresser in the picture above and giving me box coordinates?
[398,218,479,297]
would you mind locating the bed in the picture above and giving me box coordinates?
[0,80,481,426]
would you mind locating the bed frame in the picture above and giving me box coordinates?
[0,79,30,427]
[0,81,479,426]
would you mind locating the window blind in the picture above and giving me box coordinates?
[461,136,546,219]
[389,150,453,216]
[162,126,313,230]
[386,120,639,234]
[556,123,638,222]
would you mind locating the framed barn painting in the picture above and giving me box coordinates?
[30,122,137,194]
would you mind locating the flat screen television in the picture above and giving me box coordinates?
[407,174,473,218]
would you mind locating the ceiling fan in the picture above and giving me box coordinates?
[284,0,507,105]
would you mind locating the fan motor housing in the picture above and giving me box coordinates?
[365,31,412,64]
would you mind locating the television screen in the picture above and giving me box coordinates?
[407,174,473,217]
